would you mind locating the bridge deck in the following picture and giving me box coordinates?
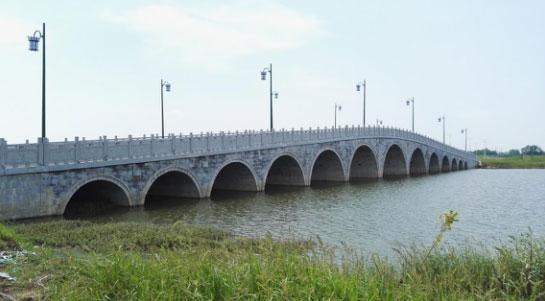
[0,126,474,176]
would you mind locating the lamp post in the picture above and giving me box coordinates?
[461,128,468,151]
[261,64,277,131]
[356,80,366,126]
[28,23,46,139]
[437,115,446,144]
[405,97,414,132]
[334,103,342,128]
[160,79,171,139]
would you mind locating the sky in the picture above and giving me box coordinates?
[0,0,543,151]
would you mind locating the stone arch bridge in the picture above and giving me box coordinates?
[0,126,477,220]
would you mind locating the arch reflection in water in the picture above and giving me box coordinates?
[145,170,201,209]
[64,180,130,218]
[442,156,450,172]
[383,144,407,178]
[210,161,258,200]
[409,148,426,176]
[349,145,379,181]
[429,153,440,174]
[311,150,345,186]
[265,155,305,192]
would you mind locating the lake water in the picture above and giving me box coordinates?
[75,169,545,257]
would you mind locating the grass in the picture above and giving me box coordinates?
[0,223,19,250]
[480,155,545,169]
[1,221,545,300]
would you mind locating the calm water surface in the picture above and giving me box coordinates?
[86,169,545,256]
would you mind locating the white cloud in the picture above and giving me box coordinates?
[106,1,321,64]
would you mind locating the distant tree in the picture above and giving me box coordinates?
[521,145,544,156]
[507,149,521,157]
[474,148,497,156]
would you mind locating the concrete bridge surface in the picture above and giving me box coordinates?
[0,126,477,220]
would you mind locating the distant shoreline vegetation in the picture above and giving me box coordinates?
[479,156,545,169]
[475,145,545,169]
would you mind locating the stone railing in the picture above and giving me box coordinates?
[0,125,476,173]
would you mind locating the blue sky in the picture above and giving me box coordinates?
[0,0,543,151]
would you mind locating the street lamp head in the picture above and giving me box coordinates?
[274,92,279,99]
[356,84,361,91]
[260,71,267,81]
[406,100,410,106]
[438,117,442,122]
[165,83,171,92]
[28,36,40,51]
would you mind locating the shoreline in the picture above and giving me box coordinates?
[479,156,545,169]
[2,220,545,299]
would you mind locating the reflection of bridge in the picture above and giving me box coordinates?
[0,126,477,220]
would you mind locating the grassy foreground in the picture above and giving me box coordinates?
[1,221,545,300]
[480,155,545,169]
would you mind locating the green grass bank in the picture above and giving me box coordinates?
[480,155,545,169]
[1,221,545,300]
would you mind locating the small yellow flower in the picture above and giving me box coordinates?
[441,210,459,231]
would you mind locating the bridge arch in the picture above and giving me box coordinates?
[458,160,464,171]
[62,176,132,217]
[429,153,440,174]
[383,144,407,178]
[441,156,450,172]
[310,148,346,184]
[349,144,379,180]
[451,158,458,171]
[409,148,426,176]
[464,161,468,170]
[210,160,259,196]
[143,167,202,206]
[264,153,305,189]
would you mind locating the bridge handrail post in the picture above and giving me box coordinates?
[150,134,155,157]
[102,136,108,161]
[188,133,193,153]
[74,136,80,163]
[0,138,6,170]
[245,130,250,149]
[127,135,133,159]
[171,134,177,155]
[291,128,295,143]
[37,137,49,166]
